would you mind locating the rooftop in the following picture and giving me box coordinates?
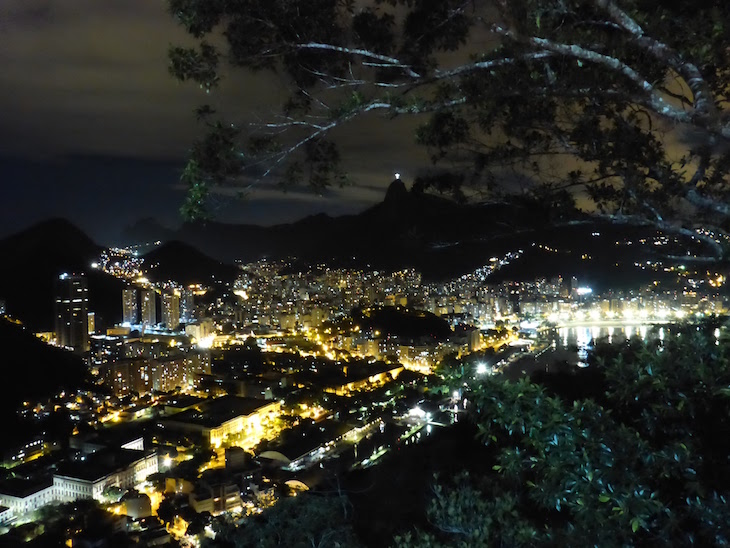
[0,477,53,498]
[54,448,156,483]
[163,394,206,410]
[272,419,352,462]
[168,396,275,429]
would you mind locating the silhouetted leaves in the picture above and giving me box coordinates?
[167,0,730,252]
[399,325,730,546]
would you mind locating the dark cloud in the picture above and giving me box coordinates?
[1,0,202,159]
[0,152,398,246]
[0,0,426,242]
[0,155,185,243]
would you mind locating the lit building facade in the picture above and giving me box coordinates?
[180,289,195,323]
[163,396,281,447]
[323,364,404,396]
[0,449,158,517]
[100,354,211,396]
[0,480,54,518]
[55,273,89,352]
[141,289,156,326]
[122,288,138,324]
[189,482,241,514]
[162,292,180,330]
[53,450,159,503]
[185,318,214,341]
[90,334,126,366]
[207,401,280,448]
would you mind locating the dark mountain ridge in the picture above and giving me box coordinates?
[122,181,544,268]
[0,218,126,331]
[1,217,100,256]
[0,220,242,331]
[121,180,706,284]
[0,318,89,444]
[1,184,710,333]
[143,240,240,285]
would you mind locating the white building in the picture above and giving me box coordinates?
[53,449,159,503]
[186,318,215,341]
[0,480,55,520]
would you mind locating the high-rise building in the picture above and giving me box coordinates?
[100,353,210,396]
[162,293,180,330]
[55,273,89,352]
[87,312,96,335]
[180,289,195,323]
[141,289,157,326]
[122,288,138,325]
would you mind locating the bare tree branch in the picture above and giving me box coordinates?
[295,43,421,78]
[593,0,716,120]
[492,25,693,126]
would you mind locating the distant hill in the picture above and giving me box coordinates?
[0,218,125,331]
[351,306,452,341]
[0,217,100,268]
[121,180,555,271]
[121,180,710,282]
[0,318,89,444]
[143,240,239,285]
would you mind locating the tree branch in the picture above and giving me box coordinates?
[592,213,726,259]
[295,43,421,78]
[431,51,554,80]
[493,26,693,124]
[685,189,730,217]
[255,97,467,179]
[593,0,716,119]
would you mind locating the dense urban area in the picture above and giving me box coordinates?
[6,0,730,545]
[0,227,727,546]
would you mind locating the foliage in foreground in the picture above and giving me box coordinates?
[207,325,730,547]
[204,493,361,548]
[398,325,730,546]
[167,0,730,260]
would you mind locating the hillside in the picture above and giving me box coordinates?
[121,179,520,265]
[121,181,710,282]
[0,219,125,330]
[143,240,239,285]
[0,318,89,444]
[351,306,453,341]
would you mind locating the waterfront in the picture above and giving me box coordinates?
[503,323,672,380]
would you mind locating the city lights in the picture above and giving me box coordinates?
[4,236,726,545]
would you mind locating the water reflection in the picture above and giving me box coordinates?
[553,324,664,368]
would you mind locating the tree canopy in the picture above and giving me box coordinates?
[203,493,361,548]
[395,324,730,546]
[195,324,730,547]
[169,0,730,258]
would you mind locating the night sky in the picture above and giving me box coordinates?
[0,1,428,244]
